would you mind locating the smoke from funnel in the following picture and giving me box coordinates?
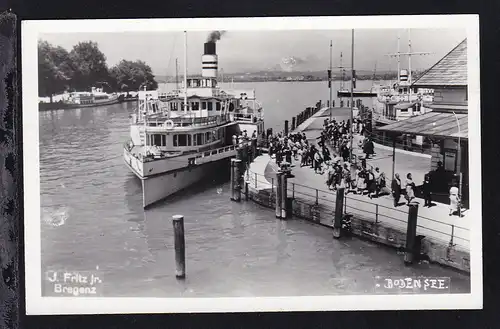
[207,31,226,43]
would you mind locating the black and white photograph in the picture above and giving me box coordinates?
[22,15,481,314]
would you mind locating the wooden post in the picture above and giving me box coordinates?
[281,171,288,219]
[245,181,249,201]
[292,117,296,131]
[332,100,335,107]
[172,215,186,279]
[230,159,242,202]
[275,172,283,218]
[230,158,236,200]
[284,120,289,136]
[333,187,345,239]
[404,202,419,265]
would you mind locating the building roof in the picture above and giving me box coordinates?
[376,112,468,139]
[412,39,467,87]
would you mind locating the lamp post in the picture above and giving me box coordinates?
[452,111,462,216]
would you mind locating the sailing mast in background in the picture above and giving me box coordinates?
[183,31,188,113]
[175,58,179,90]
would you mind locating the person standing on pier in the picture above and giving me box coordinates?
[313,149,322,174]
[391,173,402,207]
[449,180,460,216]
[422,173,432,207]
[404,173,416,205]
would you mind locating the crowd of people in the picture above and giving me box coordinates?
[265,116,460,211]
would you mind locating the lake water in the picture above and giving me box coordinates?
[39,80,470,297]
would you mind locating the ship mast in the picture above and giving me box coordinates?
[408,28,412,102]
[397,32,401,83]
[329,40,333,122]
[340,52,344,90]
[349,29,354,164]
[183,31,188,113]
[386,29,430,101]
[175,58,179,90]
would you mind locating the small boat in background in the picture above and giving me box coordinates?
[39,87,121,111]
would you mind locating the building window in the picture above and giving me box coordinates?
[207,102,213,111]
[216,102,221,111]
[202,101,207,110]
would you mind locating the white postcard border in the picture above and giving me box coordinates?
[22,15,482,315]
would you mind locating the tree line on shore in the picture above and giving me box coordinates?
[38,40,158,102]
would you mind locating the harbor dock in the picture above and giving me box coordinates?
[243,104,470,273]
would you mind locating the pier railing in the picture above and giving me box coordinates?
[246,169,469,250]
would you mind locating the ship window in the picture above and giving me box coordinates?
[187,134,192,146]
[207,102,213,111]
[175,134,188,147]
[399,89,403,93]
[216,102,221,111]
[196,133,203,145]
[162,135,166,146]
[202,101,207,110]
[170,102,178,111]
[152,134,165,146]
[192,101,200,111]
[206,132,211,143]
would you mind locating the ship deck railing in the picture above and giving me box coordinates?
[125,139,254,163]
[139,112,263,127]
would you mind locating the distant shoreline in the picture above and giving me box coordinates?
[157,78,391,84]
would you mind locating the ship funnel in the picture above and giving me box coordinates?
[202,41,218,78]
[400,69,408,82]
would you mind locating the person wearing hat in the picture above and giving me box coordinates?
[391,173,402,207]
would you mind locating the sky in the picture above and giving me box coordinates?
[39,28,466,76]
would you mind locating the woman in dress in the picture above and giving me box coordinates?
[405,173,416,205]
[449,182,460,216]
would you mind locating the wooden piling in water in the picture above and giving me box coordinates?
[230,158,242,202]
[280,171,288,219]
[291,116,296,131]
[333,187,345,239]
[404,202,419,265]
[284,120,289,136]
[275,172,283,218]
[172,215,186,279]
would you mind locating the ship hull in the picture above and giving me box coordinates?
[38,96,121,111]
[126,157,231,208]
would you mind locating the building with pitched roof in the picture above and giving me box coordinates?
[377,39,469,206]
